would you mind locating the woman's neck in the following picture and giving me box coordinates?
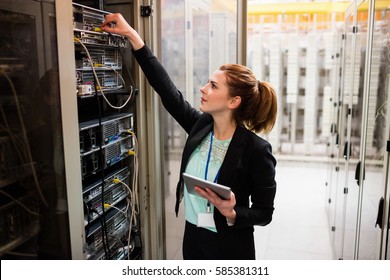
[213,119,236,141]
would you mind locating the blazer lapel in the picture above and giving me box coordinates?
[213,126,248,232]
[180,122,213,174]
[217,125,247,187]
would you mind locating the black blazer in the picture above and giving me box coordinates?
[133,45,276,234]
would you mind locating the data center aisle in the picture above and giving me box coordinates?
[165,159,333,260]
[254,161,333,260]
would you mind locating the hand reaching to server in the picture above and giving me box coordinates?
[101,13,144,51]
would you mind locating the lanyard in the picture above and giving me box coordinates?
[204,130,221,183]
[204,130,221,212]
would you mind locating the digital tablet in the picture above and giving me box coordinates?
[182,173,231,200]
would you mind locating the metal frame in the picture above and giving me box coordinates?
[237,0,247,65]
[354,0,376,260]
[55,0,85,259]
[381,74,390,260]
[134,0,166,260]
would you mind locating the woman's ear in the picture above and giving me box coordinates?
[228,96,241,109]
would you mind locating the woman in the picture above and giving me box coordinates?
[101,14,277,260]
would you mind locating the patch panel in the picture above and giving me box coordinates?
[73,3,129,48]
[73,30,129,48]
[75,47,122,69]
[73,4,103,31]
[76,69,123,95]
[73,30,128,48]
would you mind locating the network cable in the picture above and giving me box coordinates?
[74,37,134,109]
[111,176,137,248]
[104,203,127,215]
[88,55,111,260]
[110,128,139,259]
[127,131,139,259]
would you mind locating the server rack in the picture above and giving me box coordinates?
[72,2,141,260]
[0,0,152,260]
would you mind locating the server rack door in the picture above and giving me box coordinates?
[0,0,72,259]
[373,0,390,261]
[353,0,390,260]
[331,0,390,260]
[331,9,357,260]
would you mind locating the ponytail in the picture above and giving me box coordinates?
[251,81,277,134]
[219,64,277,134]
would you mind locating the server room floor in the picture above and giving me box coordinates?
[164,159,333,260]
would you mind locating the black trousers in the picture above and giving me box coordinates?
[182,221,255,260]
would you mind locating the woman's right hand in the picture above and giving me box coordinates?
[101,13,144,50]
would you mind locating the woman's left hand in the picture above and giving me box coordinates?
[194,186,236,221]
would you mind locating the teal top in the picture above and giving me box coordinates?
[184,131,231,232]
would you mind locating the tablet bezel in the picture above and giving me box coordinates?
[182,172,231,200]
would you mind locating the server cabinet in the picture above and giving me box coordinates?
[330,8,357,260]
[359,0,390,260]
[328,0,390,260]
[0,0,152,259]
[0,0,72,259]
[70,1,142,259]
